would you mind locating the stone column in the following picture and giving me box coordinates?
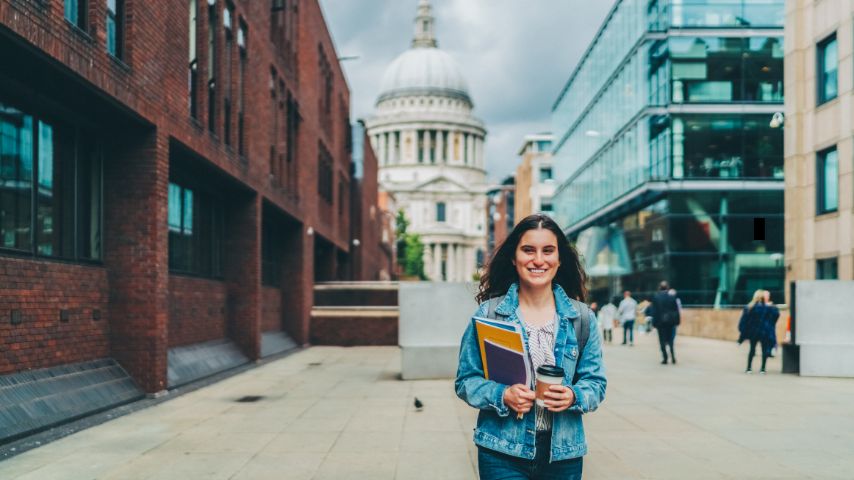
[468,135,475,167]
[434,243,443,281]
[436,129,444,164]
[378,132,387,166]
[422,130,430,164]
[423,241,433,280]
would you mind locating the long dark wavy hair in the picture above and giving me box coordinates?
[476,214,588,303]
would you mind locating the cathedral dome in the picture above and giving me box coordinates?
[377,47,470,104]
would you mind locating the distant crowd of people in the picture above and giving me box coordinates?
[593,284,780,371]
[591,281,682,364]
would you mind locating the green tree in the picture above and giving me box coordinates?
[395,209,426,279]
[404,233,426,279]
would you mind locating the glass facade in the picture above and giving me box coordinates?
[551,0,784,306]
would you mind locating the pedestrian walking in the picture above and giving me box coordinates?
[668,288,682,345]
[618,291,637,345]
[456,214,607,479]
[763,289,780,358]
[738,289,779,374]
[598,297,618,343]
[649,281,680,364]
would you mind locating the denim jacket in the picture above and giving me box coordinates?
[455,283,607,462]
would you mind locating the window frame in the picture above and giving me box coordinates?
[817,33,838,105]
[816,146,838,215]
[106,0,125,59]
[0,100,103,263]
[436,202,446,223]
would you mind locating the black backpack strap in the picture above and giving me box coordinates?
[569,298,590,361]
[486,295,507,321]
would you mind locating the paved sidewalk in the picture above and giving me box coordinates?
[2,330,854,479]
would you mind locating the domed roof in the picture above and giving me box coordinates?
[376,0,470,105]
[378,48,470,103]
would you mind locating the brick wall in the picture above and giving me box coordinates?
[0,258,110,375]
[679,307,789,343]
[168,275,228,347]
[0,0,385,393]
[261,287,283,332]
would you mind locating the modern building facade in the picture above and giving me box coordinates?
[551,0,786,306]
[365,0,488,282]
[515,133,556,219]
[784,0,854,287]
[0,0,386,405]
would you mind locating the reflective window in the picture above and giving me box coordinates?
[539,166,553,182]
[64,0,88,30]
[106,0,124,58]
[436,202,446,222]
[669,0,784,28]
[816,258,838,280]
[0,101,101,260]
[670,37,783,104]
[817,147,838,214]
[672,115,782,179]
[817,34,837,104]
[168,181,224,276]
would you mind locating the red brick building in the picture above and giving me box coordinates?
[0,0,387,398]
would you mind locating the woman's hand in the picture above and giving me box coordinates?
[503,384,535,415]
[543,384,575,412]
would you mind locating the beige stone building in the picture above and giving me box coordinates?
[514,134,555,219]
[785,0,854,293]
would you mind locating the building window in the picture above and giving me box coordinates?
[539,166,553,182]
[318,46,333,132]
[207,0,217,134]
[817,34,838,105]
[286,93,300,193]
[106,0,124,58]
[816,258,838,280]
[222,2,233,146]
[437,202,446,222]
[318,143,333,203]
[168,181,223,277]
[0,101,102,261]
[237,20,247,155]
[541,202,554,214]
[668,37,783,104]
[64,0,88,30]
[261,220,281,286]
[817,147,838,214]
[188,0,199,118]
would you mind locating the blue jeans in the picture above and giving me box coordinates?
[477,432,583,479]
[622,320,634,344]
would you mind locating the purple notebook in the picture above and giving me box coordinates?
[483,339,528,386]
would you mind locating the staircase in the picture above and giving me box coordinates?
[311,282,399,346]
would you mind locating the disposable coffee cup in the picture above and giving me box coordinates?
[535,365,565,407]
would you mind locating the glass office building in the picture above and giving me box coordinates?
[551,0,785,306]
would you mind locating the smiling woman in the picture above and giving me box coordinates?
[456,213,607,479]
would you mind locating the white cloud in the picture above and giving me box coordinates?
[320,0,615,181]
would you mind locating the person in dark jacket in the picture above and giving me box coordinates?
[738,289,780,374]
[650,281,680,364]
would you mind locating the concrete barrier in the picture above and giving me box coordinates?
[678,307,788,344]
[795,281,854,377]
[398,282,480,380]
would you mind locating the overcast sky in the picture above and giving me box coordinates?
[318,0,615,182]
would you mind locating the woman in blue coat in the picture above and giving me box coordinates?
[738,290,780,374]
[455,214,606,479]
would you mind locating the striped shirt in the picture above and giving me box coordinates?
[519,309,558,432]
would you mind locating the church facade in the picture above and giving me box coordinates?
[365,0,488,282]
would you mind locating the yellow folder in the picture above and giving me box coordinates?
[473,317,527,380]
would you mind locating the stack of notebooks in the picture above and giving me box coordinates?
[473,316,531,387]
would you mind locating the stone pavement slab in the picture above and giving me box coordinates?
[2,332,854,479]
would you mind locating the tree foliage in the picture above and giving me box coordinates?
[395,209,426,279]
